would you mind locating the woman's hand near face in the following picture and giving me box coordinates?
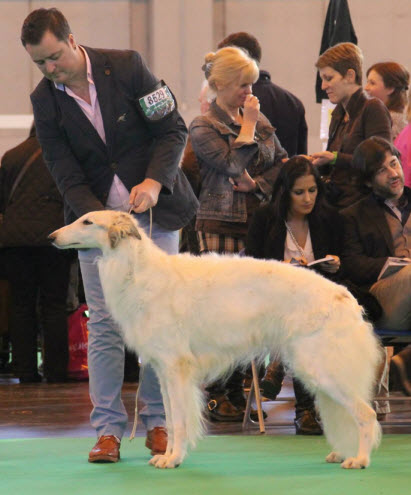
[237,95,260,143]
[317,255,340,274]
[311,151,335,167]
[229,169,257,192]
[243,94,260,124]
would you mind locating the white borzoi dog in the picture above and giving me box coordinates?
[49,210,382,469]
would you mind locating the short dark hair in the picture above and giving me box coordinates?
[352,137,401,183]
[271,156,325,220]
[21,8,71,47]
[316,42,363,85]
[217,32,262,63]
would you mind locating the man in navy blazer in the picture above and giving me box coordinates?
[21,8,198,463]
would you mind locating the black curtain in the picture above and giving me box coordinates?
[316,0,358,103]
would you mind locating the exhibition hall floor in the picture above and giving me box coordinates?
[1,377,410,495]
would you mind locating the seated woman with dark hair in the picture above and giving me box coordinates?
[246,155,343,434]
[246,156,341,273]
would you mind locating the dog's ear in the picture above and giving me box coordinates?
[108,215,142,249]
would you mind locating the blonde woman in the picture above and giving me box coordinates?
[189,46,287,420]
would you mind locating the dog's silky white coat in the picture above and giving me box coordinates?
[50,210,382,469]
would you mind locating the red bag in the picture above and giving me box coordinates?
[67,303,89,380]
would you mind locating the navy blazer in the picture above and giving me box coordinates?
[30,47,198,229]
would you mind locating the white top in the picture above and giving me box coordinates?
[284,228,315,263]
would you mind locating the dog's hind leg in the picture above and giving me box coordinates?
[316,390,380,469]
[340,398,380,469]
[290,315,381,469]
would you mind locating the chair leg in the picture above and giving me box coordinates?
[242,360,265,433]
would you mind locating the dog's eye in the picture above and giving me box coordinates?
[83,220,93,225]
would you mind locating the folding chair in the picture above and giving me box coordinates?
[242,360,266,433]
[373,327,411,426]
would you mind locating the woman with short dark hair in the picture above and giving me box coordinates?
[311,43,392,208]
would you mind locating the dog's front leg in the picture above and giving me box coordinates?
[151,373,188,468]
[149,372,175,467]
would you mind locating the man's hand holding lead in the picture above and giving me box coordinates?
[129,178,162,213]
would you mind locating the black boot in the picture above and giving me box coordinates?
[294,409,323,435]
[260,361,285,400]
[228,388,267,421]
[293,379,322,435]
[207,394,244,422]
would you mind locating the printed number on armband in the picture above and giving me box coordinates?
[138,83,175,122]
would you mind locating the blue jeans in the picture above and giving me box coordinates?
[78,211,179,438]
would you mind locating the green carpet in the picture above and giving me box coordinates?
[1,435,410,495]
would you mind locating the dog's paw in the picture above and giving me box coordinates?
[341,456,369,469]
[149,454,169,468]
[149,454,181,469]
[148,454,164,467]
[163,453,182,469]
[326,451,344,463]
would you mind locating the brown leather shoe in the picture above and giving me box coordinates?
[88,435,121,463]
[145,427,168,455]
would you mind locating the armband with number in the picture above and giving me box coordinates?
[136,80,176,122]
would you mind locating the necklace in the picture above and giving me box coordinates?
[284,220,306,259]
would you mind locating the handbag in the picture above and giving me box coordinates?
[67,303,89,380]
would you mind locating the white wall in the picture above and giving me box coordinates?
[220,0,411,153]
[0,0,410,156]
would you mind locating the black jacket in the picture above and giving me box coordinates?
[0,134,64,247]
[30,47,198,229]
[253,70,307,156]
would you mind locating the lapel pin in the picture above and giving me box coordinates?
[117,113,127,122]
